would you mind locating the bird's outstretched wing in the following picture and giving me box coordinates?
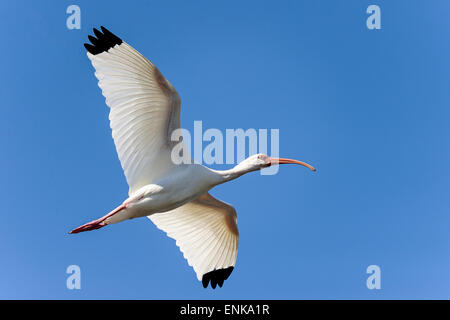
[85,26,185,196]
[149,193,239,289]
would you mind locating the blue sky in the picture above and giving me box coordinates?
[1,0,450,299]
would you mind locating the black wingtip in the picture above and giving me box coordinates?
[84,26,122,55]
[201,267,234,289]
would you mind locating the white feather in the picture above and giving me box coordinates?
[87,42,183,196]
[149,193,239,281]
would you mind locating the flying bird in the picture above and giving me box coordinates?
[71,26,316,289]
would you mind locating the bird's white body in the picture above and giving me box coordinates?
[72,26,315,289]
[106,164,222,224]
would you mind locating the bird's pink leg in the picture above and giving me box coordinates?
[69,203,127,234]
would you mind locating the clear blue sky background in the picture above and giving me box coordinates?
[0,0,449,299]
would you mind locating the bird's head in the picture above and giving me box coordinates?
[234,153,316,173]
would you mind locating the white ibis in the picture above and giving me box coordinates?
[71,26,316,289]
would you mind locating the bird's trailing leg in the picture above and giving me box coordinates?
[69,203,126,234]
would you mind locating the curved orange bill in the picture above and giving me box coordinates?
[269,157,316,172]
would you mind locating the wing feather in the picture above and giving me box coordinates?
[85,27,185,195]
[149,193,239,288]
